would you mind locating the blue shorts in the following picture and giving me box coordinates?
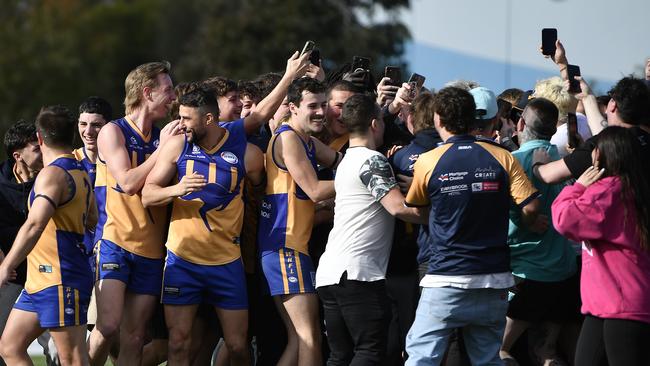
[14,285,90,328]
[161,250,248,310]
[95,239,163,296]
[260,248,316,296]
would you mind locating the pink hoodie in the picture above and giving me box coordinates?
[552,176,650,324]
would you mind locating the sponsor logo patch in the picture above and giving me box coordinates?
[163,286,181,296]
[101,263,120,271]
[38,265,53,273]
[221,151,238,164]
[288,277,298,283]
[65,308,75,315]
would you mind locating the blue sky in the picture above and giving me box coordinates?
[390,0,649,94]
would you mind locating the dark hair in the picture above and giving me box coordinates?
[596,95,611,109]
[79,96,113,122]
[170,81,203,119]
[608,76,650,126]
[35,105,76,148]
[253,72,283,100]
[203,76,238,98]
[595,126,650,250]
[521,97,559,140]
[4,120,37,158]
[432,87,476,135]
[412,92,436,133]
[341,94,380,135]
[238,80,262,103]
[287,78,326,107]
[178,88,219,117]
[327,80,361,100]
[498,88,524,106]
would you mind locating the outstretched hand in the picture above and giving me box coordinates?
[541,39,568,66]
[285,51,311,80]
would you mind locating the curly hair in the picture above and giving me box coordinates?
[203,76,238,98]
[533,76,576,119]
[287,78,326,107]
[432,87,475,135]
[4,120,37,158]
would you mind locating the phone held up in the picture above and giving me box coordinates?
[542,28,557,56]
[300,41,315,58]
[384,66,402,86]
[408,73,426,99]
[351,56,371,72]
[567,64,581,94]
[567,112,580,149]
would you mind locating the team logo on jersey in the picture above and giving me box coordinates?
[438,174,449,182]
[474,167,497,179]
[221,151,238,164]
[130,136,138,145]
[64,308,74,315]
[192,145,201,154]
[288,276,298,283]
[153,139,159,148]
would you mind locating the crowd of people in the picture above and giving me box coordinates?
[0,38,649,366]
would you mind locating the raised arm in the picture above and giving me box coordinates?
[243,52,311,135]
[141,134,205,207]
[572,76,608,135]
[99,120,180,195]
[280,133,334,202]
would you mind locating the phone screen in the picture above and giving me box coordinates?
[542,28,557,56]
[567,65,581,93]
[407,73,426,99]
[385,66,402,86]
[567,112,579,148]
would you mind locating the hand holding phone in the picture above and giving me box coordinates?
[542,28,557,56]
[309,48,321,67]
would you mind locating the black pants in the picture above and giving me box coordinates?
[575,315,650,366]
[318,274,391,366]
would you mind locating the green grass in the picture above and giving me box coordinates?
[30,355,117,365]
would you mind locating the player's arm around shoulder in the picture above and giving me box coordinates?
[311,136,341,169]
[141,134,204,207]
[0,166,67,285]
[280,132,334,202]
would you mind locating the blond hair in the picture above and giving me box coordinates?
[124,61,171,114]
[533,76,576,120]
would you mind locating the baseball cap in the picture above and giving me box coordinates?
[469,87,498,120]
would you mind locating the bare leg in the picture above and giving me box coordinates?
[0,309,44,365]
[278,293,322,366]
[165,304,199,366]
[116,292,157,365]
[273,296,299,366]
[214,307,250,366]
[500,317,530,364]
[88,279,125,365]
[49,325,88,366]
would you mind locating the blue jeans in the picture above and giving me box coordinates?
[405,287,508,366]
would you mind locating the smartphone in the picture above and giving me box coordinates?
[408,73,426,99]
[351,56,371,72]
[300,41,315,57]
[542,28,557,56]
[567,64,581,93]
[310,48,320,67]
[495,99,512,131]
[567,112,580,148]
[384,66,402,86]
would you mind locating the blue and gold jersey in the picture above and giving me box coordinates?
[95,117,167,259]
[258,124,317,255]
[73,147,96,187]
[166,120,247,265]
[26,155,93,294]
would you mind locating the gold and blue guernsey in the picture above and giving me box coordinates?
[94,117,167,295]
[258,124,318,296]
[14,155,93,328]
[73,147,98,258]
[161,119,248,308]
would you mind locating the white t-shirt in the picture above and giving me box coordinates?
[315,147,398,288]
[550,112,593,157]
